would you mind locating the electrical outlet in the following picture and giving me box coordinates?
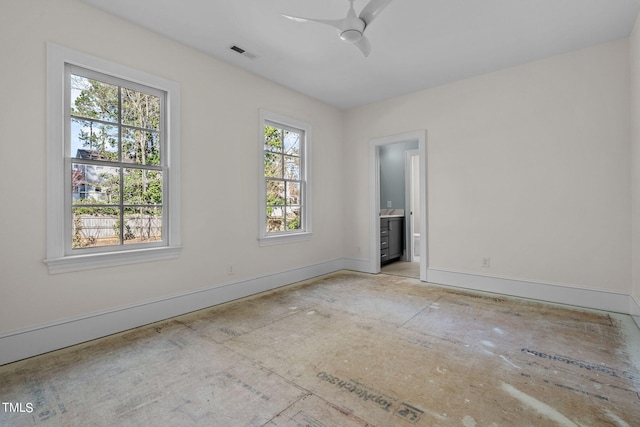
[387,201,392,208]
[482,257,491,268]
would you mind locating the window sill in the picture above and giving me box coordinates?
[44,246,182,274]
[258,232,312,246]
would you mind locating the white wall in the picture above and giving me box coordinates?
[631,15,640,324]
[344,39,632,295]
[0,1,343,338]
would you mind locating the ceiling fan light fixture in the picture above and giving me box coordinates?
[340,29,362,43]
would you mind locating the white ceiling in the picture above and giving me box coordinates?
[82,0,640,110]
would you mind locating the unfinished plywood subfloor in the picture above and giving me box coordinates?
[1,271,639,426]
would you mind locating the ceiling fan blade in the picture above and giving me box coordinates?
[354,36,371,57]
[359,0,392,27]
[281,14,345,31]
[281,14,309,23]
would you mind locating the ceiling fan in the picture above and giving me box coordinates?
[282,0,393,57]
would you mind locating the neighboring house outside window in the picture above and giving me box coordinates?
[45,44,181,273]
[259,111,311,245]
[68,67,164,249]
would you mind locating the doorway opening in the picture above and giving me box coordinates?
[368,131,427,281]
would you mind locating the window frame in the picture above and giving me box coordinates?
[45,43,181,273]
[258,110,312,245]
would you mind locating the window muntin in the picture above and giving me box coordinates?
[66,66,166,252]
[264,122,304,233]
[260,112,311,243]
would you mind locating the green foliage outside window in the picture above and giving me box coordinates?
[264,124,303,233]
[70,73,163,248]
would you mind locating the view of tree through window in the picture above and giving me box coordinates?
[69,70,164,249]
[264,123,304,233]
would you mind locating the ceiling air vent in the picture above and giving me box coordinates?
[230,45,257,59]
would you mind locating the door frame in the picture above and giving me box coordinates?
[405,149,420,263]
[368,130,427,281]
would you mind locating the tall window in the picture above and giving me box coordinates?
[259,111,311,244]
[68,67,165,250]
[46,44,181,273]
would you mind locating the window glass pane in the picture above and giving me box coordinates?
[264,126,282,153]
[123,207,162,244]
[265,152,282,178]
[261,115,307,237]
[62,60,173,260]
[72,163,119,204]
[72,206,120,248]
[286,206,301,230]
[123,128,160,165]
[122,88,160,130]
[70,118,118,161]
[283,130,300,156]
[284,156,300,180]
[266,207,284,233]
[123,168,163,205]
[286,182,301,205]
[70,75,118,123]
[266,179,285,206]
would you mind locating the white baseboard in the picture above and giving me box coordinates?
[342,256,374,274]
[427,268,632,314]
[0,258,345,366]
[633,316,640,330]
[3,261,637,366]
[631,294,640,330]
